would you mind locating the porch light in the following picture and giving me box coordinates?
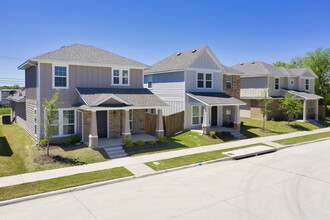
[113,110,117,115]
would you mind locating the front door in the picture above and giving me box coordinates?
[97,111,107,139]
[211,106,217,126]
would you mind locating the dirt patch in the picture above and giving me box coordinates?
[123,142,169,153]
[255,128,273,133]
[33,154,64,165]
[281,123,298,129]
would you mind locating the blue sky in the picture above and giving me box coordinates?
[0,0,329,86]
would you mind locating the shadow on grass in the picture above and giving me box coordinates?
[0,137,13,156]
[59,144,110,159]
[55,156,87,165]
[240,125,283,138]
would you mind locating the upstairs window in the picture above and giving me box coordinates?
[112,69,129,85]
[290,79,294,86]
[305,79,310,91]
[197,72,212,89]
[274,77,279,90]
[53,66,68,88]
[147,75,153,89]
[226,75,232,89]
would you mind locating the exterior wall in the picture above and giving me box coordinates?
[287,77,299,90]
[240,77,268,97]
[223,74,240,99]
[250,100,263,120]
[222,106,235,123]
[109,110,122,138]
[280,77,288,89]
[144,71,185,116]
[299,78,315,93]
[240,99,251,118]
[185,70,222,93]
[25,66,37,100]
[131,109,145,135]
[268,76,286,97]
[189,51,219,69]
[25,101,37,140]
[40,63,143,108]
[83,111,91,142]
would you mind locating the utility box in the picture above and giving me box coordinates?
[2,115,11,124]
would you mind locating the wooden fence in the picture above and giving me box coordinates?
[145,111,184,137]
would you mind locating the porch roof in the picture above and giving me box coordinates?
[75,87,168,110]
[187,92,246,106]
[281,88,322,100]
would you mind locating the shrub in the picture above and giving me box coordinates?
[70,134,82,143]
[210,131,216,137]
[223,121,229,127]
[124,140,134,148]
[319,114,325,121]
[221,131,231,136]
[149,140,156,145]
[136,140,145,146]
[63,138,72,145]
[272,115,285,121]
[159,136,167,143]
[52,140,63,145]
[39,139,47,146]
[215,131,221,138]
[241,121,244,126]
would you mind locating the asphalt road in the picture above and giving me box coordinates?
[1,139,330,220]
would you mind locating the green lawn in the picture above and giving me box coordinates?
[0,167,133,201]
[0,107,10,115]
[145,143,271,171]
[127,131,238,156]
[274,131,330,145]
[0,123,108,177]
[241,118,320,138]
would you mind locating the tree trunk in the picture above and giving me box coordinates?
[263,115,266,130]
[46,140,50,157]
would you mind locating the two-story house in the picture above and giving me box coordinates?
[231,61,322,121]
[15,44,167,148]
[144,46,246,134]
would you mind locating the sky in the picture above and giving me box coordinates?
[0,0,329,86]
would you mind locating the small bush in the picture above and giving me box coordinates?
[241,121,244,126]
[210,131,216,137]
[149,140,156,145]
[70,134,81,143]
[52,140,63,145]
[124,140,134,148]
[159,136,167,143]
[272,115,285,121]
[136,140,145,146]
[223,121,229,127]
[63,138,72,145]
[39,139,47,146]
[215,131,221,138]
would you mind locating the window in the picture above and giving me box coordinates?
[51,110,59,136]
[275,77,279,90]
[34,109,37,135]
[129,110,133,130]
[112,69,129,85]
[226,75,232,89]
[290,79,294,86]
[147,75,153,89]
[63,110,75,135]
[308,101,314,114]
[197,72,212,89]
[192,106,204,125]
[226,106,232,121]
[53,66,68,88]
[305,79,310,90]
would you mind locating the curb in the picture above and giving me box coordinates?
[275,137,330,150]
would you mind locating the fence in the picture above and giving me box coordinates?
[145,111,185,136]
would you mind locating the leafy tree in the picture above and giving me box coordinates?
[278,93,303,124]
[258,87,273,130]
[42,89,61,157]
[273,61,287,67]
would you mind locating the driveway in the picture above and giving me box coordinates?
[1,139,330,220]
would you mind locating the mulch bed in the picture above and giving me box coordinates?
[123,141,169,153]
[255,128,273,133]
[281,123,298,129]
[33,154,65,165]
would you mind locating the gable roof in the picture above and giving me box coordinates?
[187,92,246,106]
[231,61,317,78]
[19,44,148,70]
[7,90,25,103]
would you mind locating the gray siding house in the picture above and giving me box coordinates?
[16,44,167,147]
[231,61,322,121]
[144,46,245,133]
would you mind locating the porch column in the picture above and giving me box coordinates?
[217,106,223,126]
[89,110,98,148]
[315,99,319,121]
[303,100,308,122]
[122,109,131,141]
[155,108,164,137]
[234,105,241,130]
[202,106,210,134]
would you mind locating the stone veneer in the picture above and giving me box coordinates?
[223,74,240,99]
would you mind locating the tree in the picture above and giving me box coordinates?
[42,89,61,157]
[273,61,287,67]
[258,87,273,131]
[278,93,303,124]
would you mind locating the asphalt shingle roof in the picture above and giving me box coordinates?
[76,88,168,108]
[28,44,148,68]
[281,88,322,100]
[187,92,246,106]
[7,91,25,102]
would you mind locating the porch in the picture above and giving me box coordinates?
[97,134,157,148]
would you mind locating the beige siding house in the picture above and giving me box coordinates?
[15,44,167,149]
[231,61,322,121]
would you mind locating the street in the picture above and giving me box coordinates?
[1,139,330,220]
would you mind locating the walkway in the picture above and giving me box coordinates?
[0,127,329,188]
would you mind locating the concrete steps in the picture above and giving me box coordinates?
[103,145,127,159]
[230,131,249,140]
[309,120,325,128]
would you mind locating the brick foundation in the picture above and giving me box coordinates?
[89,135,98,148]
[234,122,241,130]
[202,126,210,135]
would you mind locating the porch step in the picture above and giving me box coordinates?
[103,145,127,159]
[230,131,248,140]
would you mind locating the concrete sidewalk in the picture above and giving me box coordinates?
[1,127,330,188]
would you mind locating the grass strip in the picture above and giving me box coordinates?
[145,143,271,171]
[274,131,330,146]
[0,167,133,202]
